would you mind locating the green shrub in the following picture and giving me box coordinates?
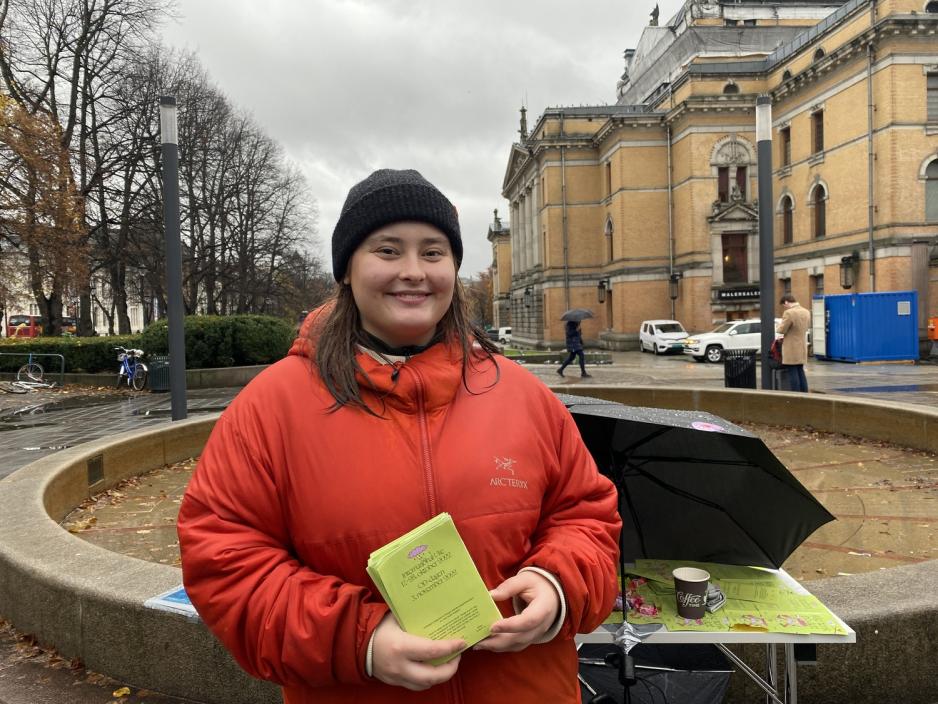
[0,315,293,373]
[0,335,142,373]
[139,315,293,368]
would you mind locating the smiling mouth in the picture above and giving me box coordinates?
[389,292,430,301]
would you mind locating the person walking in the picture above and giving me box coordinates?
[776,293,811,392]
[557,320,591,377]
[176,168,621,704]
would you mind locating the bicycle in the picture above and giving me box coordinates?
[16,352,44,383]
[115,346,148,391]
[0,380,28,394]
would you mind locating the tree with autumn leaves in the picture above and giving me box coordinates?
[0,96,87,336]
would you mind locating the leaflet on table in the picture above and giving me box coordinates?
[625,577,847,635]
[366,512,501,664]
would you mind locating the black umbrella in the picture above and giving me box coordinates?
[556,393,834,569]
[561,308,595,322]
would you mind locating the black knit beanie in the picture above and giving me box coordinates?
[331,169,462,281]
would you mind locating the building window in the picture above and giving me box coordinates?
[722,233,748,283]
[926,160,938,220]
[811,274,824,297]
[781,195,794,244]
[926,1,938,12]
[605,162,612,197]
[812,111,824,154]
[782,70,792,81]
[725,18,738,26]
[735,166,747,199]
[928,73,938,122]
[780,126,791,166]
[814,48,826,62]
[743,19,757,26]
[718,166,730,202]
[780,277,792,296]
[723,82,740,95]
[604,216,614,262]
[811,184,827,238]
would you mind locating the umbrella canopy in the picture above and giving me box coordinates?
[556,393,834,569]
[560,308,595,322]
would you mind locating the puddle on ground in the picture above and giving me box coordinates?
[129,406,228,417]
[61,423,938,582]
[834,383,938,393]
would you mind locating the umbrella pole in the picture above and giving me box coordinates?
[616,485,638,703]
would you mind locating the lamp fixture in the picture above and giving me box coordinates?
[597,278,610,304]
[669,271,683,301]
[523,285,533,308]
[839,251,860,289]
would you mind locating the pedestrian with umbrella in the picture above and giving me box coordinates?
[558,309,594,378]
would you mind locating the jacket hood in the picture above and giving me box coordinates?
[288,302,497,414]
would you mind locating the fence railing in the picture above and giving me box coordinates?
[0,352,66,387]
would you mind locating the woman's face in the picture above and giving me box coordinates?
[345,222,456,348]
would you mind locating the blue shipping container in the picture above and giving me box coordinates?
[821,291,918,362]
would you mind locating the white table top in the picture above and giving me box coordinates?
[576,567,856,646]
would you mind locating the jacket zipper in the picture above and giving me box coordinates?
[410,367,437,517]
[410,366,463,704]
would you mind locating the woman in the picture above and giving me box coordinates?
[177,169,620,704]
[557,320,591,378]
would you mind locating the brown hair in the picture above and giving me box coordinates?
[779,293,797,304]
[313,278,500,414]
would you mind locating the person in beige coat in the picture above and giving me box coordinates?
[776,294,811,392]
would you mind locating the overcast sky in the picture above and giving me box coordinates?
[160,0,686,277]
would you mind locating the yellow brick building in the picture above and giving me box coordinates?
[500,0,938,349]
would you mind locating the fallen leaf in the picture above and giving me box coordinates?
[112,686,131,697]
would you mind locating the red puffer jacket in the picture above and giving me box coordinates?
[177,326,620,704]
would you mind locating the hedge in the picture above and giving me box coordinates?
[0,314,295,373]
[0,335,141,374]
[139,315,294,368]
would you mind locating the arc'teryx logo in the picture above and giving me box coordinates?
[490,456,528,489]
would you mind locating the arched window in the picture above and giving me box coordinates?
[781,195,794,244]
[723,82,740,95]
[811,185,827,238]
[814,48,826,61]
[782,69,792,81]
[926,159,938,220]
[926,1,938,12]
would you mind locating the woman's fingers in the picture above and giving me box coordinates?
[372,614,465,691]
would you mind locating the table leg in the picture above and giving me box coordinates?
[715,644,784,704]
[767,644,778,704]
[785,643,798,704]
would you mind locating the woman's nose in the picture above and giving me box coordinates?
[398,253,426,280]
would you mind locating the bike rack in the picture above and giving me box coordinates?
[0,352,66,387]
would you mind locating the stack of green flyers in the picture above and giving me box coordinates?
[366,513,502,664]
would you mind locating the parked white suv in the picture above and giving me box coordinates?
[638,319,688,355]
[683,319,774,363]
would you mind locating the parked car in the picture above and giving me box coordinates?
[5,314,43,338]
[638,319,688,355]
[483,326,512,344]
[682,318,780,363]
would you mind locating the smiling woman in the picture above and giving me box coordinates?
[176,168,622,704]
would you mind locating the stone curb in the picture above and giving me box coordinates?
[0,417,278,704]
[0,387,937,703]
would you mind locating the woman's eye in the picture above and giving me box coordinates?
[375,247,397,256]
[424,249,445,258]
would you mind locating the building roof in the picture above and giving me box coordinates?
[615,0,851,106]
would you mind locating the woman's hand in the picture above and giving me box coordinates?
[473,571,560,653]
[371,613,465,691]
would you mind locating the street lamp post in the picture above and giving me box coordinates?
[756,95,776,391]
[160,96,187,420]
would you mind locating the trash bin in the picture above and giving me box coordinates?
[148,355,170,392]
[723,348,757,389]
